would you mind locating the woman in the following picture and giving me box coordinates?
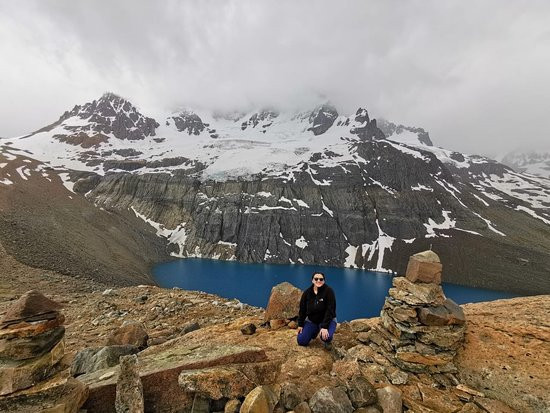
[297,271,337,348]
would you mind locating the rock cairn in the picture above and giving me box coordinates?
[0,290,66,395]
[368,250,466,374]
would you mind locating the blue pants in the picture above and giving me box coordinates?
[297,319,337,346]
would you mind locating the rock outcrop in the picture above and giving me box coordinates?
[368,251,466,374]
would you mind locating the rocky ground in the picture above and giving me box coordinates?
[1,243,549,412]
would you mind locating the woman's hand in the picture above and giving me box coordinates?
[320,328,329,340]
[297,327,303,335]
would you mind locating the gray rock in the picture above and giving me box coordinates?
[115,354,144,413]
[280,381,305,410]
[309,386,353,413]
[181,322,200,335]
[240,323,257,335]
[70,345,138,376]
[347,376,377,408]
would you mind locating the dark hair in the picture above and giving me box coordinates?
[311,271,325,280]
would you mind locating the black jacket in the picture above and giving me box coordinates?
[297,284,336,329]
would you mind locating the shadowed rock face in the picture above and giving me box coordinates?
[36,93,159,144]
[308,104,339,136]
[84,137,550,294]
[172,112,206,135]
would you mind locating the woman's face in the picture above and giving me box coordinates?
[312,273,325,287]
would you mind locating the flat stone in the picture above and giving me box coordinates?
[386,305,418,323]
[417,382,463,412]
[264,282,302,321]
[396,350,454,366]
[392,277,445,305]
[70,345,138,376]
[0,314,65,340]
[178,366,256,400]
[418,299,465,326]
[78,344,268,413]
[1,291,63,327]
[115,354,144,413]
[0,326,65,361]
[0,374,88,413]
[474,397,518,413]
[0,339,65,396]
[417,325,466,349]
[405,252,442,284]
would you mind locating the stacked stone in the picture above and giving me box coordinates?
[368,251,466,374]
[0,290,66,395]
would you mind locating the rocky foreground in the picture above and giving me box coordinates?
[0,246,549,412]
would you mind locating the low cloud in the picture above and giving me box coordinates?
[1,0,549,156]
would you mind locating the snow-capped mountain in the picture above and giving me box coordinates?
[500,149,550,179]
[1,93,549,294]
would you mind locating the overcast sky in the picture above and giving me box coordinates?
[1,1,549,156]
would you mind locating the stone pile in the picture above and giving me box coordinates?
[0,290,66,395]
[368,250,466,374]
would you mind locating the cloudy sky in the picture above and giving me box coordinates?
[1,1,549,156]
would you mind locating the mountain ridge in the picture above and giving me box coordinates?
[1,93,549,294]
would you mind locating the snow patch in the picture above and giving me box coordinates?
[295,236,308,249]
[424,210,455,238]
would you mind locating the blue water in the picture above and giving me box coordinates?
[152,258,519,321]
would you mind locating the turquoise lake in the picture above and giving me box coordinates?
[152,258,519,321]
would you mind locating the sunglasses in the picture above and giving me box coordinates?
[313,277,325,281]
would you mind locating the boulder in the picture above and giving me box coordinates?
[106,320,148,350]
[405,250,442,284]
[418,299,465,326]
[115,354,144,413]
[347,376,377,408]
[70,345,139,376]
[0,326,65,361]
[264,282,302,321]
[241,323,257,335]
[375,385,402,413]
[309,386,353,413]
[0,290,63,327]
[416,382,463,412]
[240,385,280,413]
